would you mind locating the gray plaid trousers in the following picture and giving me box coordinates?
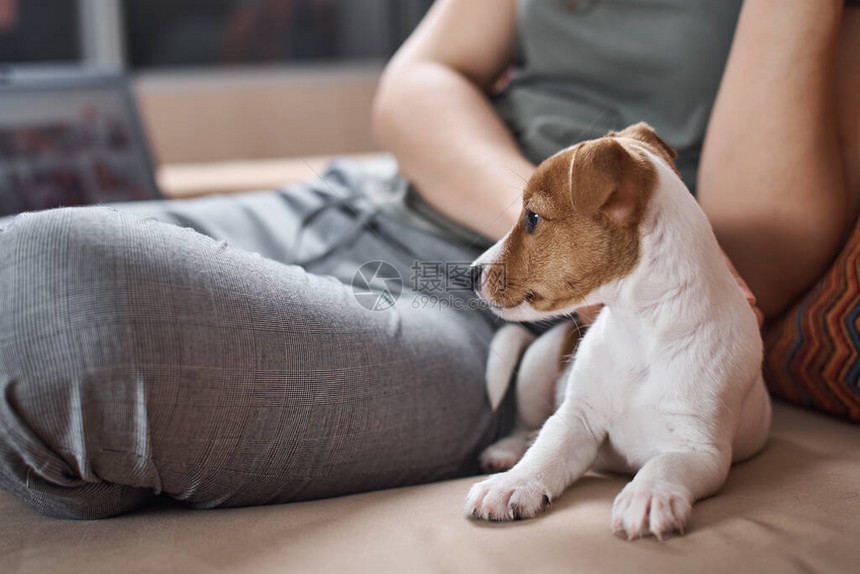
[0,167,510,519]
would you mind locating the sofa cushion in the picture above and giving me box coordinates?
[1,401,858,573]
[764,214,860,422]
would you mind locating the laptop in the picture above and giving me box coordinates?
[0,68,162,216]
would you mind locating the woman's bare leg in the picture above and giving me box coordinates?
[838,9,860,201]
[698,0,850,319]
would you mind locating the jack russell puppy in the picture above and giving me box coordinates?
[465,123,771,540]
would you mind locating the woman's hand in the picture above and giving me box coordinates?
[373,0,534,241]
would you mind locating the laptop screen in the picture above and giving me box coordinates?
[0,70,162,216]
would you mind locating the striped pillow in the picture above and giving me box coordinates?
[763,220,860,422]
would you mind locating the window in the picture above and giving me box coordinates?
[123,0,432,69]
[0,0,82,65]
[0,0,433,70]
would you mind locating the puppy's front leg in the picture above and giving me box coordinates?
[612,450,730,540]
[466,405,604,521]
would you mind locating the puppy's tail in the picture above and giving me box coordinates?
[486,324,536,410]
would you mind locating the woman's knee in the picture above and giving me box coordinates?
[0,207,162,518]
[2,206,133,285]
[2,207,135,340]
[0,206,203,395]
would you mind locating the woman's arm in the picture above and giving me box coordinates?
[698,0,855,319]
[373,0,532,241]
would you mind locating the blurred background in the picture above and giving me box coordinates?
[0,0,432,208]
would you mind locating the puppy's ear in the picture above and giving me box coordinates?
[612,122,677,167]
[569,138,653,227]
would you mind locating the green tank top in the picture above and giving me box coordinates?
[381,0,743,248]
[495,0,743,192]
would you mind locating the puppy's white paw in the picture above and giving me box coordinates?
[465,472,552,521]
[479,436,529,473]
[611,482,692,540]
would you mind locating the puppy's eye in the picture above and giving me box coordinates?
[524,209,540,234]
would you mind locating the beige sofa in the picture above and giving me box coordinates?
[2,401,859,573]
[2,162,859,573]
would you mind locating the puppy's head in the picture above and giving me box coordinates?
[473,122,677,321]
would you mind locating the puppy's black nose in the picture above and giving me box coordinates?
[471,264,483,290]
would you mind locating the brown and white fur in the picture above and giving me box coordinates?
[465,123,771,540]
